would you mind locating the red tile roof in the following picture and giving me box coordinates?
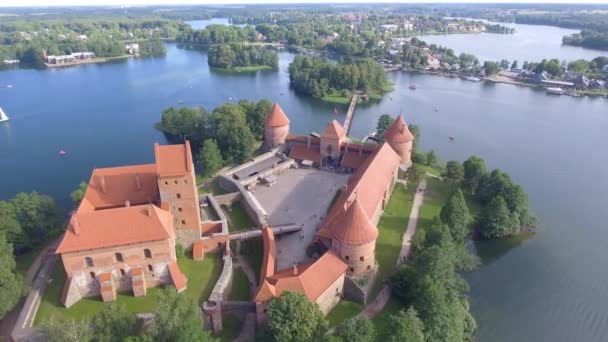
[321,120,346,139]
[318,143,400,241]
[79,164,159,212]
[264,103,290,127]
[340,149,369,170]
[384,114,414,143]
[329,198,378,245]
[154,141,193,177]
[288,144,321,165]
[56,204,173,253]
[192,241,205,260]
[168,261,187,292]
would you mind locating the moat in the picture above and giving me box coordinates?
[1,42,608,341]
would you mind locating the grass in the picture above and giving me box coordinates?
[370,183,416,298]
[416,163,442,177]
[215,313,242,342]
[417,178,454,232]
[213,65,273,73]
[371,296,404,340]
[326,300,363,327]
[321,91,353,104]
[34,254,221,325]
[240,237,263,282]
[228,267,251,301]
[226,201,255,232]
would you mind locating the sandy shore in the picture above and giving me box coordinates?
[45,55,130,68]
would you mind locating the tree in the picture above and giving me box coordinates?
[483,61,501,76]
[462,156,487,195]
[247,99,273,140]
[197,139,223,177]
[41,319,92,342]
[212,104,256,163]
[0,234,25,319]
[426,150,439,168]
[442,160,464,184]
[479,195,517,239]
[8,192,62,253]
[150,287,213,342]
[440,189,470,242]
[500,59,510,70]
[568,59,590,73]
[377,114,393,138]
[408,124,420,151]
[511,60,518,70]
[70,181,88,205]
[267,291,328,342]
[92,302,137,342]
[333,316,375,342]
[387,307,425,342]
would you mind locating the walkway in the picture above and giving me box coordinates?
[359,179,427,320]
[342,94,358,135]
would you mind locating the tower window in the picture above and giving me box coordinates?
[184,180,188,184]
[350,267,354,273]
[174,180,178,184]
[360,256,364,261]
[177,193,181,199]
[89,272,95,279]
[178,207,182,212]
[85,257,94,268]
[144,249,152,259]
[148,264,153,272]
[120,269,126,276]
[345,256,349,261]
[181,220,186,225]
[164,181,168,185]
[115,253,123,263]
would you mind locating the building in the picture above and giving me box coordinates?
[56,142,200,307]
[264,103,290,149]
[126,43,140,55]
[384,114,415,166]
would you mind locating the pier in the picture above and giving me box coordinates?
[343,94,358,135]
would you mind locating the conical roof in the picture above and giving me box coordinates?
[384,115,414,143]
[330,198,378,245]
[264,103,290,127]
[321,120,346,139]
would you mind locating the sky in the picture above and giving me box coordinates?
[1,0,608,7]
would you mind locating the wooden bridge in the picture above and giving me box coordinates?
[343,94,359,135]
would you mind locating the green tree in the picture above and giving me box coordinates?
[70,181,88,205]
[426,150,439,168]
[511,60,518,70]
[197,139,223,177]
[440,189,470,242]
[462,156,487,195]
[387,307,425,342]
[212,104,256,163]
[442,160,464,184]
[9,192,62,252]
[267,291,328,342]
[483,61,501,76]
[479,195,517,238]
[247,99,273,139]
[408,124,420,151]
[568,59,590,73]
[150,287,213,342]
[0,234,25,319]
[92,302,137,342]
[377,114,393,138]
[41,319,92,342]
[333,316,375,342]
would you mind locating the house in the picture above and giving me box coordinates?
[574,74,590,90]
[56,142,201,307]
[126,43,140,55]
[378,24,399,33]
[532,71,550,84]
[589,79,606,90]
[78,34,88,40]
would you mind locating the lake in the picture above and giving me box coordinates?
[1,39,608,341]
[418,20,607,63]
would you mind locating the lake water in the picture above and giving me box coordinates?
[418,21,607,63]
[1,35,608,341]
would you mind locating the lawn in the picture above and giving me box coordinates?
[326,300,363,327]
[228,267,251,301]
[214,65,273,73]
[226,201,255,232]
[34,254,221,325]
[215,313,242,342]
[370,183,416,297]
[321,91,353,104]
[417,177,454,232]
[372,296,404,340]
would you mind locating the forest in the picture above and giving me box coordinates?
[207,43,278,70]
[563,30,608,51]
[288,55,389,100]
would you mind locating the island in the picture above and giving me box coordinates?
[207,43,278,72]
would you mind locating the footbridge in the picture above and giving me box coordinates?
[228,223,302,241]
[343,94,358,135]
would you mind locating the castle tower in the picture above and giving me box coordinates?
[330,198,378,275]
[264,103,290,149]
[320,120,346,167]
[384,114,415,166]
[154,141,202,246]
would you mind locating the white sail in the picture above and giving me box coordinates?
[0,107,9,122]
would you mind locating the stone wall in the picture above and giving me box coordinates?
[218,175,267,228]
[203,251,234,334]
[315,273,345,315]
[239,159,294,188]
[343,276,367,305]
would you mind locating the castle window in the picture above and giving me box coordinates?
[360,256,364,262]
[164,181,168,185]
[89,272,95,279]
[345,256,349,261]
[177,193,181,199]
[174,180,178,184]
[148,264,153,272]
[181,220,186,225]
[184,180,188,184]
[144,249,152,259]
[349,267,354,273]
[120,269,126,276]
[367,265,371,270]
[85,257,94,268]
[178,207,182,212]
[115,253,123,263]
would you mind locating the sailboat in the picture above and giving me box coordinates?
[0,107,9,123]
[333,107,339,115]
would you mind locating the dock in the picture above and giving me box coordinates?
[343,94,358,135]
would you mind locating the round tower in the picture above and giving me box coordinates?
[330,198,378,275]
[384,114,415,166]
[264,103,290,149]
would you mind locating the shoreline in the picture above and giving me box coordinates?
[45,55,131,69]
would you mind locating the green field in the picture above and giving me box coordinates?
[229,267,251,301]
[216,313,242,342]
[370,183,416,297]
[321,91,353,104]
[34,254,221,325]
[326,300,363,327]
[417,178,454,232]
[226,201,255,232]
[213,65,273,73]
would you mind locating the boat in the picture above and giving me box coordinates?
[464,76,481,82]
[0,107,9,123]
[409,84,417,90]
[449,135,455,141]
[434,108,439,112]
[6,84,13,88]
[177,100,183,104]
[58,150,67,156]
[546,87,564,95]
[333,107,339,115]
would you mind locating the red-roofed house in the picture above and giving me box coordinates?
[56,142,199,307]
